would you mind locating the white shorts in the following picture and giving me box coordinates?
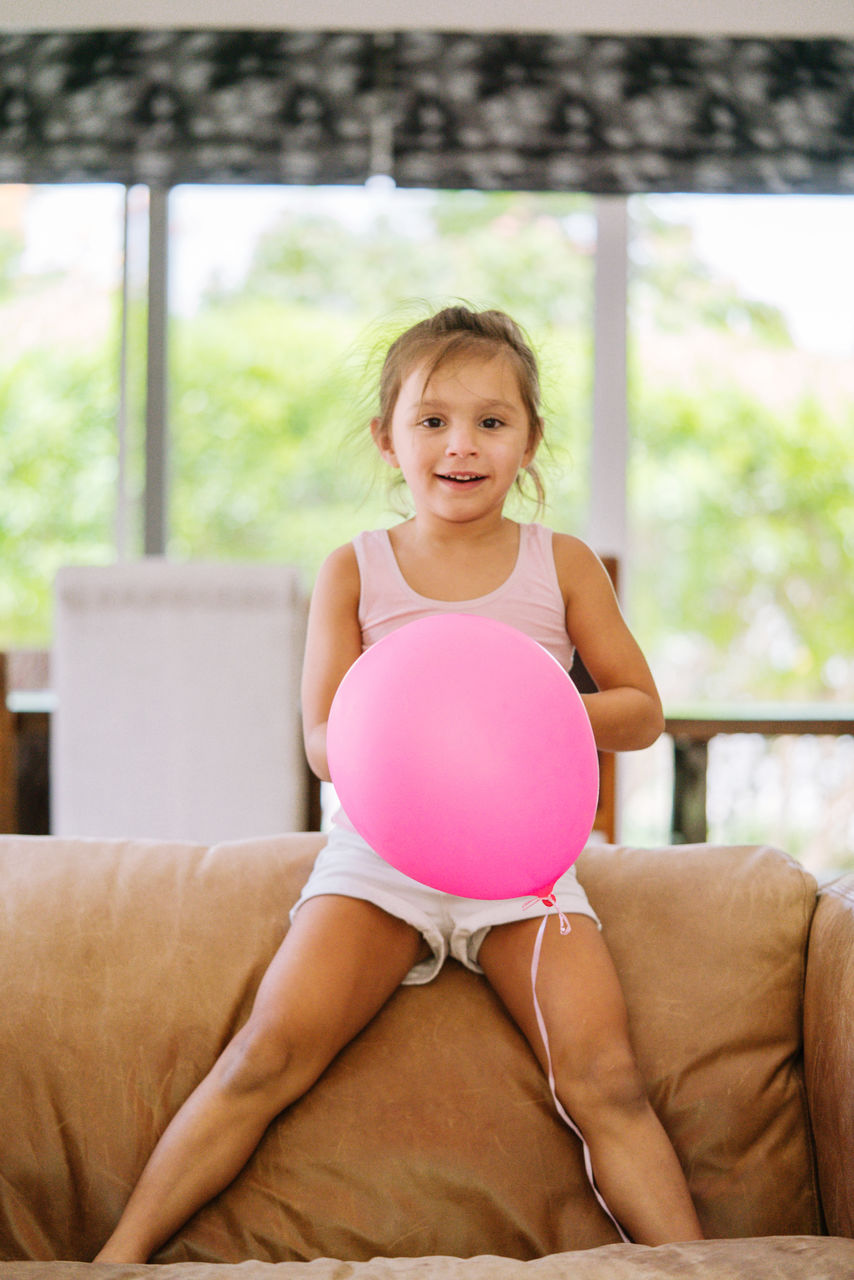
[290,822,600,985]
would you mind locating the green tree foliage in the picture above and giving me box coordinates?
[170,191,593,574]
[631,203,792,344]
[241,190,591,331]
[626,202,854,703]
[169,299,386,570]
[0,347,118,644]
[631,381,854,700]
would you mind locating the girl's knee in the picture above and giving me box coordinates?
[218,1015,318,1105]
[554,1045,649,1124]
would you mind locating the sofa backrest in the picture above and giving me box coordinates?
[0,835,821,1263]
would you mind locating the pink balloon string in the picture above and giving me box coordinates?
[530,912,631,1244]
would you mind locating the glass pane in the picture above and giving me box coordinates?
[626,194,854,868]
[167,185,595,575]
[0,184,133,647]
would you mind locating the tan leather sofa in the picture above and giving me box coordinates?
[1,833,853,1279]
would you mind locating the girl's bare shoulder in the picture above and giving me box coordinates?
[550,532,614,601]
[314,540,360,596]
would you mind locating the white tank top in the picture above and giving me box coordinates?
[352,522,574,670]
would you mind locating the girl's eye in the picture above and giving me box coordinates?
[421,416,444,429]
[481,417,503,430]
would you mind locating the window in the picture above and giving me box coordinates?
[4,181,852,867]
[624,194,854,865]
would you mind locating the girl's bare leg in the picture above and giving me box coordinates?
[477,915,703,1246]
[95,895,425,1263]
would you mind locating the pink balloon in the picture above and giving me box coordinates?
[327,614,599,900]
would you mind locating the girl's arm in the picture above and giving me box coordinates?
[301,543,363,782]
[554,534,664,753]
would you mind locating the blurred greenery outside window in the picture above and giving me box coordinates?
[166,185,594,575]
[1,183,852,865]
[625,195,854,864]
[0,185,133,637]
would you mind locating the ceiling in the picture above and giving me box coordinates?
[4,0,854,37]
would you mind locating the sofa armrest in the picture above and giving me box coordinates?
[803,873,854,1238]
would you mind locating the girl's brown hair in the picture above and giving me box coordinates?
[375,305,546,509]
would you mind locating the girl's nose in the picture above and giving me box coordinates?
[445,423,478,455]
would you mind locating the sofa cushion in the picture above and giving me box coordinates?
[0,835,820,1264]
[578,842,821,1241]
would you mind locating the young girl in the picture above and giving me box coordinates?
[96,305,702,1262]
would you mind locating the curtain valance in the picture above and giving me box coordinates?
[2,30,853,191]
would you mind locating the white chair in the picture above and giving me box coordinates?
[51,560,312,843]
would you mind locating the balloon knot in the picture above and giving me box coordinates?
[524,891,571,935]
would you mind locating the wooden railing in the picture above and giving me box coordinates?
[664,705,854,844]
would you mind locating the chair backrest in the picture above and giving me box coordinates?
[51,560,311,842]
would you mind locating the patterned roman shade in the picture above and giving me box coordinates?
[2,30,853,191]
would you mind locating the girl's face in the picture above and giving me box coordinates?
[372,351,538,527]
